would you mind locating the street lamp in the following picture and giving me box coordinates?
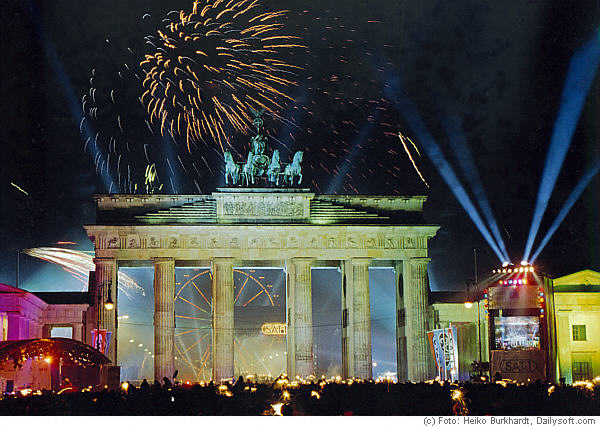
[464,278,474,308]
[96,291,102,351]
[474,249,483,377]
[466,250,484,378]
[96,281,114,352]
[105,283,114,311]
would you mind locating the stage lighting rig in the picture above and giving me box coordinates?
[492,262,534,275]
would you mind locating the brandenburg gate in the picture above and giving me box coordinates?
[85,188,439,382]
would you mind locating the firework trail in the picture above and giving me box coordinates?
[23,247,144,298]
[140,0,306,153]
[398,132,429,188]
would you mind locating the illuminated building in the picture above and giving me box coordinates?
[84,189,439,383]
[430,269,600,384]
[548,269,600,383]
[429,293,489,381]
[0,282,109,392]
[0,283,90,342]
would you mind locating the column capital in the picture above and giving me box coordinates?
[153,257,174,264]
[290,257,316,263]
[348,257,372,265]
[93,257,116,266]
[211,256,235,264]
[408,257,431,265]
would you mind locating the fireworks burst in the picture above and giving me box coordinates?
[82,4,430,196]
[83,45,210,195]
[140,0,306,152]
[24,247,144,298]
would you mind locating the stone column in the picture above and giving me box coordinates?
[395,260,408,382]
[94,257,118,364]
[342,258,372,379]
[153,257,175,382]
[72,323,83,342]
[212,257,234,382]
[341,261,352,379]
[30,320,43,339]
[404,257,431,382]
[6,313,24,340]
[286,258,314,379]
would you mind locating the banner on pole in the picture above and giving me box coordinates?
[427,326,459,382]
[91,329,112,356]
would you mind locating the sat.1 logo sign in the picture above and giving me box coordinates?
[500,359,538,373]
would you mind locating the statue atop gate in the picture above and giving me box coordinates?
[224,108,303,187]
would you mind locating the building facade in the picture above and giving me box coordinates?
[85,189,440,383]
[429,269,600,384]
[0,283,92,392]
[429,294,489,381]
[0,283,90,342]
[551,269,600,383]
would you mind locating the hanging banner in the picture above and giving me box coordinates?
[427,326,459,382]
[91,329,112,356]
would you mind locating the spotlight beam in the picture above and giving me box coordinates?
[23,0,116,192]
[391,83,506,262]
[523,33,600,261]
[530,158,600,263]
[442,116,511,262]
[326,112,377,194]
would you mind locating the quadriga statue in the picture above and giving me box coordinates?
[267,149,281,185]
[284,151,303,185]
[224,151,240,185]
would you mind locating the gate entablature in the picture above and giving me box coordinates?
[85,224,435,261]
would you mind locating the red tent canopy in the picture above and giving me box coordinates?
[0,338,111,368]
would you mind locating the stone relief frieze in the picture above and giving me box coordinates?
[168,236,179,248]
[326,236,338,249]
[249,237,261,249]
[148,236,160,248]
[106,235,119,249]
[267,236,281,249]
[93,229,428,254]
[222,200,303,217]
[365,237,377,248]
[307,236,320,248]
[384,237,397,249]
[188,236,201,248]
[346,235,359,249]
[287,235,299,248]
[127,235,140,249]
[208,237,220,249]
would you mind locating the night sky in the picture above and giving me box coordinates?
[1,0,599,291]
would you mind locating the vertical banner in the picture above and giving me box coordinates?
[427,327,459,382]
[448,326,459,382]
[91,329,112,357]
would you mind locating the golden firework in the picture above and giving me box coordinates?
[140,0,305,152]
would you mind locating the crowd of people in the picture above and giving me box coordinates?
[0,376,598,416]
